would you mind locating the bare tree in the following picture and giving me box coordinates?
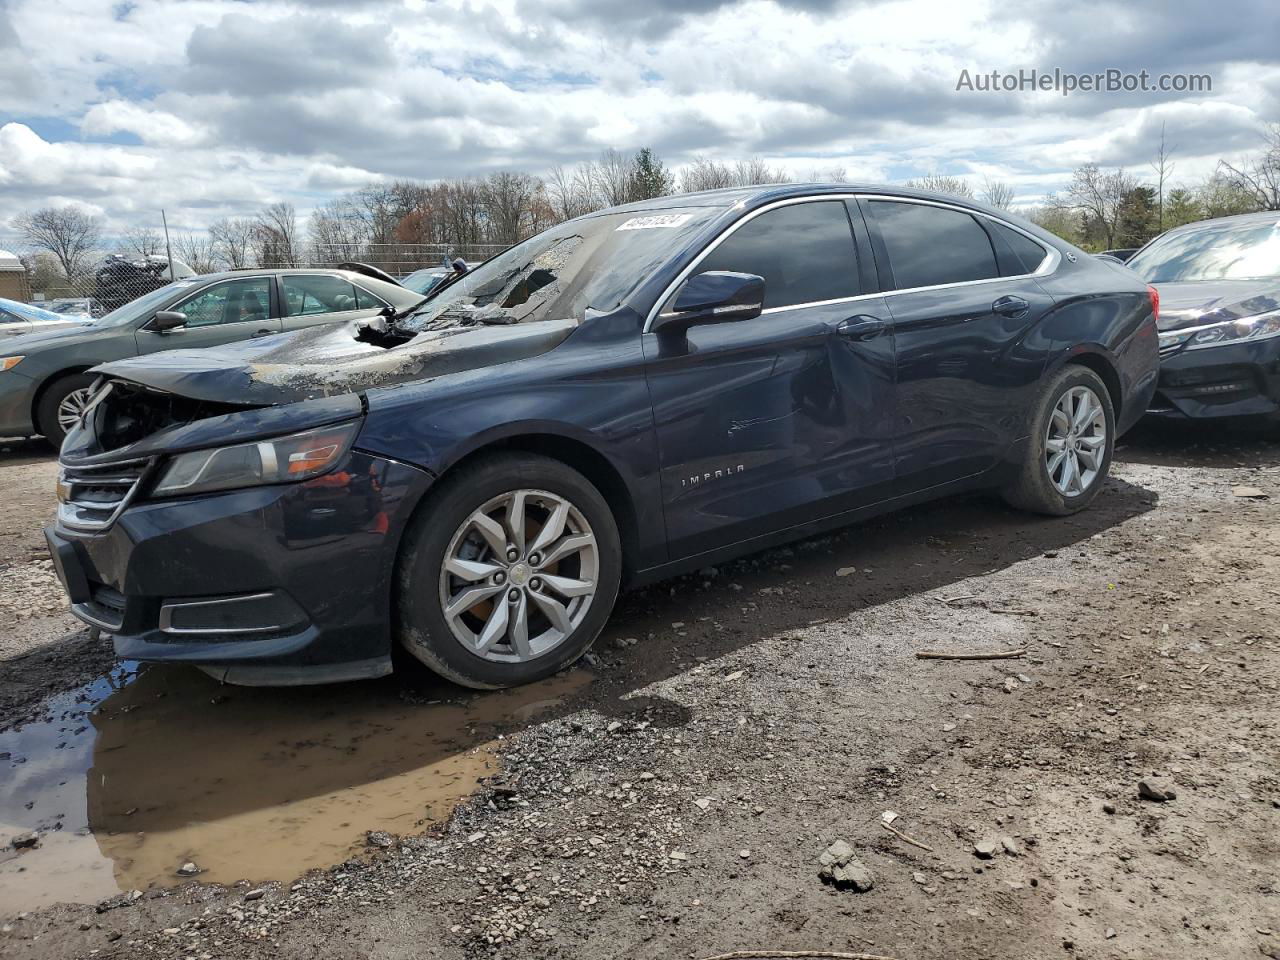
[172,232,219,274]
[980,178,1016,209]
[117,226,163,258]
[680,157,737,192]
[1217,123,1280,211]
[680,155,791,192]
[732,157,791,186]
[1060,163,1141,250]
[253,202,299,267]
[905,174,974,199]
[804,165,849,183]
[482,171,546,245]
[1150,122,1176,231]
[591,149,633,207]
[208,217,256,269]
[546,164,599,220]
[14,206,103,279]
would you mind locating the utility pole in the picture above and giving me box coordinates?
[161,209,175,280]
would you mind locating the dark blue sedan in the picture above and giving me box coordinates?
[46,185,1159,689]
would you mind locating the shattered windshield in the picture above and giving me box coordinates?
[396,208,718,333]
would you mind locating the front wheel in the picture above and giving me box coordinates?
[396,453,622,689]
[36,373,98,449]
[1002,365,1116,516]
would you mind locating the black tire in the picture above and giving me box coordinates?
[36,373,97,449]
[1002,365,1116,516]
[396,452,622,689]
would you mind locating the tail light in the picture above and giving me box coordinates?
[1147,284,1160,323]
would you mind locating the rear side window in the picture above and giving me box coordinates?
[985,219,1049,276]
[693,201,860,310]
[283,275,361,317]
[869,200,998,290]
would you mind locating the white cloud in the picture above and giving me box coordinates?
[0,0,1274,244]
[81,100,210,148]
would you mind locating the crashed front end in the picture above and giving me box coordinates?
[45,376,432,686]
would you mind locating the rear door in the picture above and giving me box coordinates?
[643,198,897,560]
[134,275,281,354]
[859,197,1055,493]
[279,274,387,331]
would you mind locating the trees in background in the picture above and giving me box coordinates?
[1218,123,1280,211]
[14,206,103,280]
[253,202,299,267]
[14,128,1280,279]
[208,217,255,270]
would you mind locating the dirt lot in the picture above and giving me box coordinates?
[1,422,1278,960]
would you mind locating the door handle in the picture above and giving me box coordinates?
[992,295,1030,318]
[251,329,274,338]
[836,316,886,341]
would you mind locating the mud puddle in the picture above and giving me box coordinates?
[0,662,589,915]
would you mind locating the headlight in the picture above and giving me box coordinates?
[151,422,360,498]
[1159,308,1280,352]
[0,356,24,371]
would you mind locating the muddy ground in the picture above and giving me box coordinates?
[1,422,1278,960]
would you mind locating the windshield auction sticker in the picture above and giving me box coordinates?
[616,214,694,231]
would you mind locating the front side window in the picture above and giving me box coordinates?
[174,277,272,327]
[869,200,999,290]
[283,275,362,316]
[693,201,860,310]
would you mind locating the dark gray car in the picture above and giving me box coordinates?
[0,268,422,445]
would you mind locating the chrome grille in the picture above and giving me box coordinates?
[1158,341,1184,360]
[56,457,151,532]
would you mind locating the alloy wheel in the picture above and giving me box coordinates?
[438,488,599,663]
[1045,385,1107,497]
[56,388,94,434]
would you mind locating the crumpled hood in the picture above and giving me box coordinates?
[91,316,579,405]
[1153,279,1280,331]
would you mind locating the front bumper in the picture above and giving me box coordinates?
[46,450,433,685]
[1148,337,1280,420]
[0,369,37,438]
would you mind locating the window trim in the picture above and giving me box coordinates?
[350,281,390,310]
[642,193,1060,332]
[165,276,276,328]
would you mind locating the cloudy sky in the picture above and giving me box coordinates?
[1,0,1278,241]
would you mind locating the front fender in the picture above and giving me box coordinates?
[355,306,666,568]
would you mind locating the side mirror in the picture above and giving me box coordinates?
[151,310,187,332]
[652,271,764,333]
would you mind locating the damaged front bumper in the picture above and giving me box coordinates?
[47,388,434,685]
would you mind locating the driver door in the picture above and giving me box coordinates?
[642,199,897,561]
[135,276,281,354]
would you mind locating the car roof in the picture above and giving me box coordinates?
[589,182,1035,224]
[188,267,396,283]
[1162,209,1280,234]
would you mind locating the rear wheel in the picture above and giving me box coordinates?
[396,453,622,689]
[36,373,97,449]
[1002,365,1115,516]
